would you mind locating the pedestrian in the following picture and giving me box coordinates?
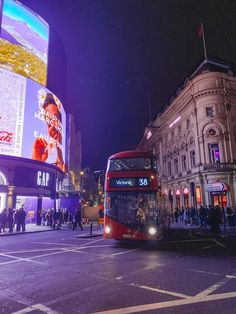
[73,207,83,231]
[190,206,197,226]
[97,203,104,230]
[199,205,207,228]
[208,205,221,233]
[7,208,14,233]
[174,207,179,223]
[226,205,234,230]
[19,207,27,232]
[0,208,7,233]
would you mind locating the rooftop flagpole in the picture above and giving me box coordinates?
[198,21,207,60]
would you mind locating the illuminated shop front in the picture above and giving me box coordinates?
[0,155,64,223]
[206,182,229,208]
[183,187,189,208]
[175,189,181,209]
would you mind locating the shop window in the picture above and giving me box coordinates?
[181,155,187,171]
[206,107,214,117]
[190,150,196,167]
[196,186,202,205]
[174,158,178,174]
[209,143,220,163]
[167,161,172,176]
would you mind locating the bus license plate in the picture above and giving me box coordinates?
[123,234,135,239]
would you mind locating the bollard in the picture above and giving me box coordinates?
[90,223,93,235]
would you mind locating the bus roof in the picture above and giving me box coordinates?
[109,150,154,160]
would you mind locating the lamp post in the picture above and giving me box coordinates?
[94,170,104,203]
[80,171,84,192]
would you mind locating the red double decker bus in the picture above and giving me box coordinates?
[103,150,169,241]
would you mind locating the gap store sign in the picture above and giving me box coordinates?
[14,166,55,189]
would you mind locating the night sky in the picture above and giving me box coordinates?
[20,0,236,171]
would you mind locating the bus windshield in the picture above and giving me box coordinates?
[105,191,160,225]
[108,157,156,171]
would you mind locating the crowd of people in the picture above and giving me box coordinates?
[0,207,27,233]
[40,207,84,231]
[0,207,85,234]
[172,205,236,232]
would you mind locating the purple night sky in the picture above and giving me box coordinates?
[18,0,236,170]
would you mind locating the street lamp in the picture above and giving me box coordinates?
[94,170,104,203]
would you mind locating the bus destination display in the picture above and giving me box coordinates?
[110,177,150,188]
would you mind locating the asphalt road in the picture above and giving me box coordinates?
[0,227,236,314]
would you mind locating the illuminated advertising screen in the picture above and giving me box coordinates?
[0,0,49,86]
[0,68,66,171]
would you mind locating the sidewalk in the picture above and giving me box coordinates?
[0,224,54,236]
[170,221,236,238]
[0,222,104,237]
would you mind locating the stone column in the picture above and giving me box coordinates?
[6,185,16,209]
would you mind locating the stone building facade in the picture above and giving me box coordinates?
[138,58,236,211]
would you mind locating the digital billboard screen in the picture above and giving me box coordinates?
[0,68,66,171]
[0,0,49,86]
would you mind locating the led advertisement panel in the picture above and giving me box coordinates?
[0,0,49,86]
[0,68,66,171]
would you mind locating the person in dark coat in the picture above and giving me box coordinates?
[208,205,221,233]
[19,207,26,232]
[7,208,14,233]
[73,207,83,231]
[0,208,7,233]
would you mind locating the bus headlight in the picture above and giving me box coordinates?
[148,226,157,236]
[104,225,111,234]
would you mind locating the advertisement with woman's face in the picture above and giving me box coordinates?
[0,68,66,171]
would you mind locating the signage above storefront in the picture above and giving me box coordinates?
[206,183,229,192]
[37,171,50,187]
[14,166,55,190]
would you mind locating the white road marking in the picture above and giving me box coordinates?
[189,269,222,276]
[0,253,44,265]
[111,248,140,256]
[226,275,236,279]
[12,303,59,314]
[163,238,212,243]
[0,239,106,267]
[91,291,236,314]
[202,239,226,250]
[115,263,161,281]
[75,244,115,249]
[127,282,191,299]
[33,241,78,246]
[195,276,234,298]
[0,259,24,266]
[213,239,226,247]
[3,247,74,254]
